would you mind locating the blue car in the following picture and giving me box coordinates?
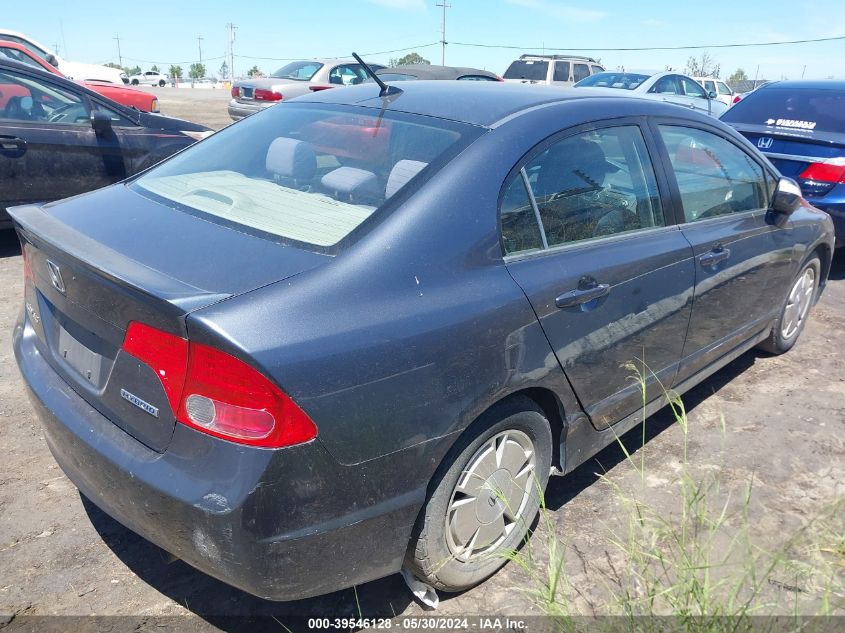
[721,80,845,247]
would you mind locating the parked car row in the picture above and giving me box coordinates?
[0,40,161,112]
[0,59,211,229]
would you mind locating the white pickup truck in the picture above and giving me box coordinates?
[0,29,126,84]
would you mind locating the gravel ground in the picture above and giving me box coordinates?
[0,88,843,629]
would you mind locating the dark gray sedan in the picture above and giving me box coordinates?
[11,81,834,601]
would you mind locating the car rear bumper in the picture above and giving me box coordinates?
[227,99,272,121]
[13,318,421,601]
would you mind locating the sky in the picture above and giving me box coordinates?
[5,0,844,81]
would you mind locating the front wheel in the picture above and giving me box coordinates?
[405,397,552,592]
[131,79,139,85]
[758,255,820,354]
[159,80,166,87]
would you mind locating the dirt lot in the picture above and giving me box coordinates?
[0,89,843,628]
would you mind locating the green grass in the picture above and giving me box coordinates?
[501,359,845,629]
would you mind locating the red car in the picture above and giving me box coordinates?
[0,40,160,113]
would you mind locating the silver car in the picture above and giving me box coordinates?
[574,70,729,118]
[228,58,385,121]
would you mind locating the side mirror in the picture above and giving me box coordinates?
[771,177,803,215]
[90,110,113,136]
[46,54,59,67]
[707,90,717,99]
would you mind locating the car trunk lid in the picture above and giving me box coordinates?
[11,185,329,452]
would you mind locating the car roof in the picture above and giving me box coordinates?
[375,64,496,80]
[295,79,664,127]
[757,79,845,91]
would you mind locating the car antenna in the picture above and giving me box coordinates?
[352,52,401,97]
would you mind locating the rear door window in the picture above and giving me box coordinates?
[501,125,664,253]
[553,62,571,82]
[659,125,767,222]
[572,63,590,83]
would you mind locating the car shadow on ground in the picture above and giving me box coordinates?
[82,347,763,626]
[828,248,845,280]
[0,230,21,258]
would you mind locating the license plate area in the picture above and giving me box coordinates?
[57,325,107,388]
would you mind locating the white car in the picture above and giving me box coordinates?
[574,70,729,117]
[693,77,735,106]
[502,54,605,87]
[0,29,126,84]
[128,71,169,87]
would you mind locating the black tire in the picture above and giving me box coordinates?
[131,79,139,85]
[758,255,821,354]
[405,396,552,592]
[159,80,166,87]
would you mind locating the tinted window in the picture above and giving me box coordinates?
[650,76,680,95]
[576,72,650,89]
[500,174,543,255]
[717,81,732,95]
[271,61,324,80]
[0,47,44,70]
[0,35,49,61]
[374,73,416,82]
[659,125,767,222]
[552,62,570,82]
[134,104,479,250]
[681,77,707,98]
[329,64,366,86]
[721,87,845,134]
[503,60,548,81]
[0,69,88,124]
[704,80,716,92]
[572,63,590,83]
[457,75,496,81]
[591,65,605,74]
[511,126,664,248]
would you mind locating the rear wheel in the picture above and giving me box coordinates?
[159,80,166,87]
[758,255,820,354]
[131,79,139,85]
[405,397,552,592]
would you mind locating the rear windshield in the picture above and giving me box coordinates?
[721,87,845,133]
[133,104,480,251]
[503,60,548,81]
[271,61,323,80]
[574,72,650,90]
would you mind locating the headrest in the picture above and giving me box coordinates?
[321,167,380,203]
[385,160,428,199]
[265,137,317,180]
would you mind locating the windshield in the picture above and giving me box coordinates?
[721,87,845,134]
[271,61,324,81]
[574,72,650,90]
[503,60,548,81]
[133,104,480,251]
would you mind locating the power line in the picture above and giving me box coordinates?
[450,33,845,53]
[232,41,440,62]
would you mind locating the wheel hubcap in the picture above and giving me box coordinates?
[445,430,536,562]
[781,267,816,340]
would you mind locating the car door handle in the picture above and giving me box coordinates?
[0,135,26,154]
[555,280,611,309]
[699,246,731,267]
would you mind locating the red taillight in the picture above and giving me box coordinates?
[121,322,316,448]
[254,88,282,102]
[733,95,741,104]
[123,322,189,413]
[230,86,239,98]
[495,75,504,82]
[798,161,845,184]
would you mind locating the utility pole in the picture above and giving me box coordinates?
[435,1,450,65]
[113,35,123,68]
[52,43,59,55]
[801,64,807,79]
[226,23,237,81]
[197,35,204,64]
